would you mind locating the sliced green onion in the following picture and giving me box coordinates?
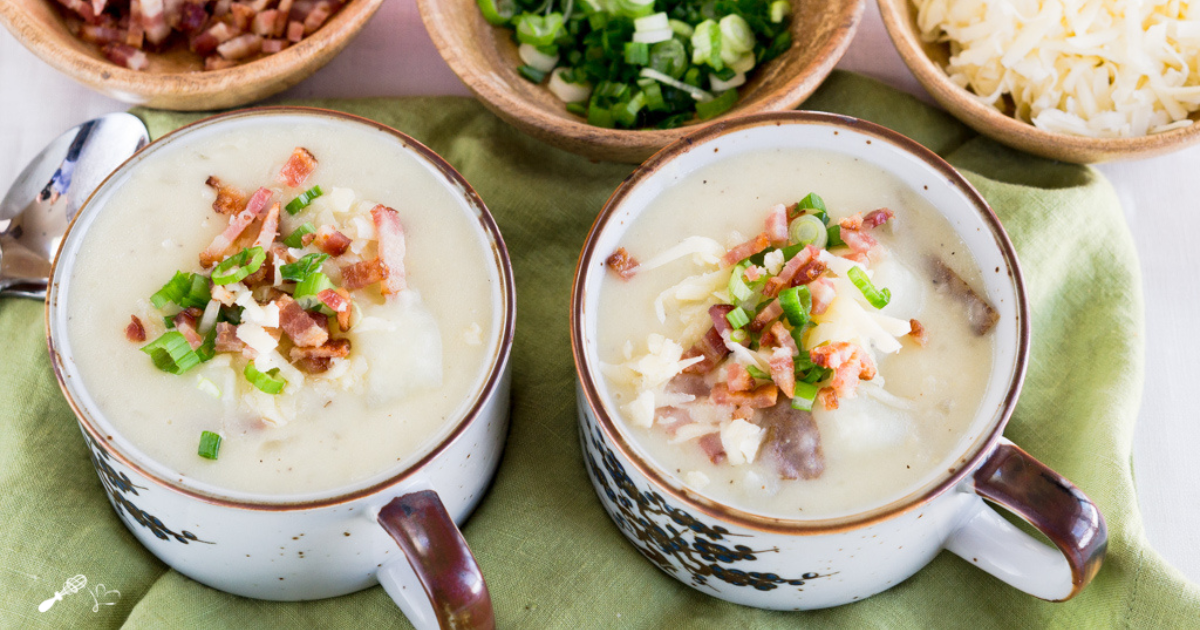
[515,13,564,47]
[624,41,649,65]
[519,43,560,72]
[746,364,770,381]
[848,266,892,309]
[151,271,211,310]
[195,327,217,363]
[728,262,754,302]
[283,223,316,248]
[197,431,222,460]
[294,271,335,309]
[476,0,515,25]
[798,192,827,213]
[196,375,222,398]
[778,286,812,327]
[280,252,329,283]
[668,19,694,39]
[633,12,668,32]
[518,64,548,83]
[611,0,653,18]
[827,225,845,248]
[730,329,749,344]
[566,102,587,116]
[803,366,832,384]
[640,68,713,102]
[770,0,792,23]
[695,88,738,120]
[792,381,819,411]
[211,246,266,286]
[244,362,286,395]
[719,15,755,54]
[587,103,616,128]
[614,92,647,128]
[285,185,324,215]
[648,39,688,79]
[141,331,201,375]
[789,215,828,248]
[638,78,666,110]
[726,307,751,330]
[690,19,723,70]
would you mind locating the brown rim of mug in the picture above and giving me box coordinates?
[44,107,517,512]
[570,110,1031,535]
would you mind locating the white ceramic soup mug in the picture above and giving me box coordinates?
[46,109,515,630]
[570,111,1106,610]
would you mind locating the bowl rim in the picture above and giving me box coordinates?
[416,0,866,160]
[44,106,517,512]
[570,110,1032,534]
[875,0,1200,163]
[0,0,384,101]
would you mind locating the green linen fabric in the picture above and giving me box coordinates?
[0,71,1191,628]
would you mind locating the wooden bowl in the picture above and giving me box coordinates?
[877,0,1200,163]
[0,0,384,111]
[418,0,865,163]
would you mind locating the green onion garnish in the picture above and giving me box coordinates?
[789,215,828,248]
[695,89,739,120]
[728,262,754,302]
[244,362,286,395]
[792,381,819,411]
[294,271,335,310]
[624,41,649,66]
[726,307,751,330]
[746,364,770,381]
[730,329,748,344]
[518,64,548,83]
[690,19,723,70]
[280,253,329,283]
[798,192,827,212]
[195,327,217,363]
[649,39,688,79]
[151,271,211,310]
[283,223,316,248]
[848,266,891,309]
[141,331,202,375]
[196,376,222,398]
[827,225,845,248]
[197,431,222,460]
[285,185,324,215]
[778,286,812,327]
[770,0,792,23]
[211,246,266,286]
[475,0,515,25]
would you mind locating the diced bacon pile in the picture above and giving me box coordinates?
[53,0,347,71]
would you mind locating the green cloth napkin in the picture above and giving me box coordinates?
[1,71,1192,628]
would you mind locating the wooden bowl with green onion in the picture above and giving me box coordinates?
[418,0,864,163]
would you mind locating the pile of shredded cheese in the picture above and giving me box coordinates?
[913,0,1200,137]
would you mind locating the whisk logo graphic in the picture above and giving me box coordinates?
[37,574,121,613]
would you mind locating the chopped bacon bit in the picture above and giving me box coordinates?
[768,346,796,398]
[810,342,875,402]
[79,24,125,45]
[204,55,240,71]
[708,304,735,336]
[817,387,839,410]
[657,407,693,436]
[190,31,220,56]
[838,213,863,231]
[230,2,256,30]
[605,247,639,280]
[55,0,99,23]
[862,208,894,229]
[125,2,145,47]
[721,232,770,267]
[909,318,928,346]
[727,361,754,392]
[760,401,824,479]
[140,0,172,45]
[340,258,389,291]
[199,187,273,267]
[261,38,287,54]
[214,322,245,353]
[791,259,827,287]
[743,265,764,282]
[839,228,878,254]
[809,278,835,314]
[273,0,294,35]
[287,20,306,42]
[731,405,756,420]
[275,294,329,348]
[303,0,334,34]
[711,382,778,409]
[313,226,352,257]
[217,33,263,60]
[765,245,818,295]
[698,433,727,465]
[102,43,149,70]
[785,202,801,221]
[278,147,317,188]
[289,338,351,362]
[681,327,729,375]
[205,176,246,215]
[371,205,408,296]
[172,307,205,350]
[749,300,782,333]
[125,315,146,342]
[763,321,799,356]
[317,287,354,330]
[253,202,281,250]
[178,1,208,34]
[765,203,789,244]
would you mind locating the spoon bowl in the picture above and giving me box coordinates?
[0,113,149,299]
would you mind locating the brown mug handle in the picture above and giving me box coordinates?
[945,439,1107,601]
[376,490,495,630]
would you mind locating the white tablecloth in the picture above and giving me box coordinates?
[4,0,1198,584]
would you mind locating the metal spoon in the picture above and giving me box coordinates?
[0,113,150,300]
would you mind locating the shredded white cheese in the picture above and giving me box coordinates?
[914,0,1200,137]
[720,418,764,466]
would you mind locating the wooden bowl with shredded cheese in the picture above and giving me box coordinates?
[878,0,1200,163]
[0,0,383,111]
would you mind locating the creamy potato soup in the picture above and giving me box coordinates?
[597,149,997,518]
[64,116,502,498]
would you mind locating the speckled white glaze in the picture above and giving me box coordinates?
[572,112,1093,609]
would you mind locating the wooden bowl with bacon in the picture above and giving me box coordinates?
[0,0,383,110]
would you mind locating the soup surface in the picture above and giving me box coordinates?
[596,148,997,519]
[64,116,502,498]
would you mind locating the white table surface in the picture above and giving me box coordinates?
[4,0,1198,586]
